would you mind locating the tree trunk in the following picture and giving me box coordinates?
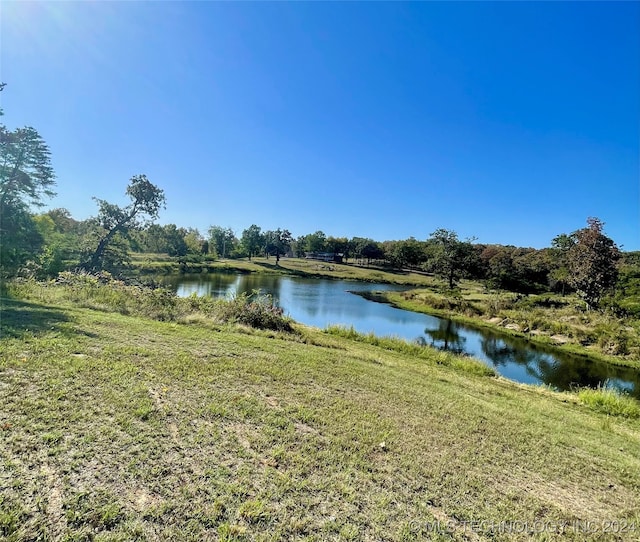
[88,227,119,270]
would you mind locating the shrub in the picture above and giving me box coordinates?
[215,291,293,332]
[577,388,640,418]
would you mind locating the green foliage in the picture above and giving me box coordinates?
[240,224,263,260]
[567,217,620,310]
[0,93,56,278]
[87,175,165,270]
[610,251,640,317]
[9,272,294,332]
[215,290,293,332]
[384,237,425,269]
[424,229,476,289]
[22,271,179,321]
[81,227,132,272]
[326,236,349,258]
[577,388,640,418]
[350,237,384,264]
[209,225,237,258]
[138,223,188,256]
[0,126,55,207]
[304,230,327,253]
[264,228,293,264]
[0,201,43,278]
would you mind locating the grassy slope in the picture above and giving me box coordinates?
[1,296,639,541]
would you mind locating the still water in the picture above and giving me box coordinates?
[161,272,640,398]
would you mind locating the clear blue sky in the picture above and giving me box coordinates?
[2,1,638,249]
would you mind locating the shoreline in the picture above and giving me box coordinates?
[355,289,640,370]
[129,257,640,371]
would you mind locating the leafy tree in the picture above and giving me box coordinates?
[384,238,425,269]
[264,228,292,265]
[351,237,383,264]
[293,235,307,258]
[134,223,192,257]
[86,175,165,270]
[208,226,236,259]
[43,209,83,266]
[183,228,205,255]
[567,217,620,310]
[0,126,55,208]
[326,236,349,259]
[241,224,264,260]
[305,230,327,253]
[481,246,515,290]
[32,214,66,277]
[46,208,78,234]
[0,203,43,277]
[549,233,575,295]
[511,247,551,293]
[161,224,189,257]
[0,85,56,277]
[425,229,474,289]
[136,224,168,254]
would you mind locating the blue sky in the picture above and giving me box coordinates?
[2,1,638,249]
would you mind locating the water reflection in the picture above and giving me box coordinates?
[423,320,467,354]
[161,272,640,398]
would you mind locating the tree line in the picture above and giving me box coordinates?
[0,83,632,312]
[132,219,623,309]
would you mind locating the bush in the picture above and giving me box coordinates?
[577,388,640,418]
[215,291,293,332]
[8,272,295,332]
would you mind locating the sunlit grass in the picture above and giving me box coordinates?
[2,277,639,540]
[578,388,640,418]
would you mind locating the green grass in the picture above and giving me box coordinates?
[132,254,640,366]
[371,287,640,369]
[2,279,640,540]
[577,388,640,418]
[325,325,496,378]
[129,254,640,367]
[131,254,440,287]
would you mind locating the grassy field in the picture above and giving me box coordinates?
[1,280,640,541]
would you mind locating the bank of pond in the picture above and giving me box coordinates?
[159,272,640,399]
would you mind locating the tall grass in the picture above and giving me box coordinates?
[6,272,293,332]
[577,388,640,418]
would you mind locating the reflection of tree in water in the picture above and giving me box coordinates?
[236,275,282,304]
[529,355,640,398]
[480,333,640,398]
[423,320,467,354]
[481,335,539,367]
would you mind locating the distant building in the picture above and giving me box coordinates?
[305,252,343,263]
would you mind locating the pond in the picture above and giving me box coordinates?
[160,272,640,398]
